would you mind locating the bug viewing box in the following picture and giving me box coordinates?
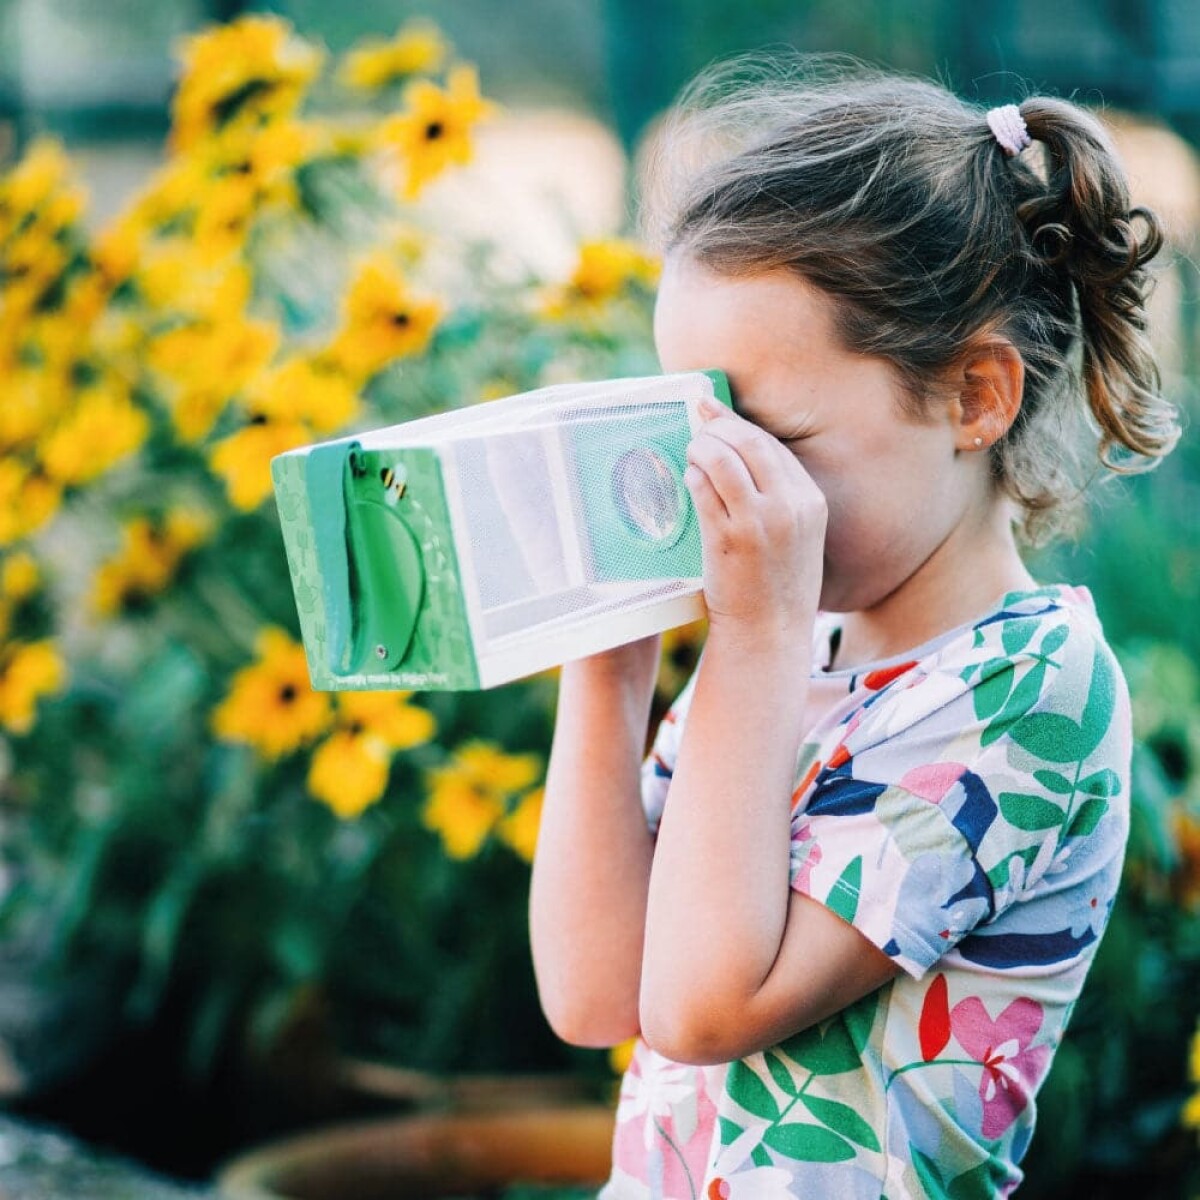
[272,369,731,691]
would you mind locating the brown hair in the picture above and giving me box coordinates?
[640,56,1181,542]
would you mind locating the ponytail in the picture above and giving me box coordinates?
[1015,98,1179,468]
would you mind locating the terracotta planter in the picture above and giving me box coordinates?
[217,1105,615,1200]
[336,1059,596,1113]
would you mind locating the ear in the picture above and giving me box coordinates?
[949,339,1024,453]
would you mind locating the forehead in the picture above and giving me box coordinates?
[653,255,837,367]
[652,254,881,425]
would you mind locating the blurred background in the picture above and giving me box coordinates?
[0,1,1198,1197]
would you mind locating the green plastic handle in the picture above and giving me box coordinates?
[305,440,358,677]
[304,441,426,677]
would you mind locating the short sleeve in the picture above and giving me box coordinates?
[789,599,1132,980]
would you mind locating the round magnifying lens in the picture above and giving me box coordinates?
[612,448,682,542]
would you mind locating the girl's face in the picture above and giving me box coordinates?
[654,254,991,615]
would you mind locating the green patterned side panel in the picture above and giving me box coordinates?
[272,446,479,691]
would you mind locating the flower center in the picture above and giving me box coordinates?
[424,121,445,141]
[279,684,297,703]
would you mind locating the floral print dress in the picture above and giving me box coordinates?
[600,585,1131,1200]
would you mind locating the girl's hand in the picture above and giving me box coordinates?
[684,398,827,646]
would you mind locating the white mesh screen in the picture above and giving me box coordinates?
[363,372,719,655]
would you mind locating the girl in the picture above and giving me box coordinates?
[529,58,1180,1199]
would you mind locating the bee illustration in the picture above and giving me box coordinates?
[379,463,408,505]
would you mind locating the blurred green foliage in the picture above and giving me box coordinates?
[0,3,1197,1195]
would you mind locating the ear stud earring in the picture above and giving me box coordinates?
[973,436,984,448]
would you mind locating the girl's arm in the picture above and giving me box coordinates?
[528,638,660,1048]
[639,399,899,1065]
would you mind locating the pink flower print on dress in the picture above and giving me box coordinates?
[899,762,968,803]
[788,820,823,893]
[949,996,1052,1138]
[613,1045,716,1197]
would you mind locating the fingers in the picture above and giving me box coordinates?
[685,401,797,512]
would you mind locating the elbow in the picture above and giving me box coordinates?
[538,989,640,1050]
[638,993,743,1066]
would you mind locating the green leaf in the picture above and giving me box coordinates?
[726,1060,779,1120]
[1002,616,1039,656]
[1078,768,1120,797]
[718,1116,744,1146]
[1067,796,1109,838]
[987,845,1041,890]
[842,989,879,1055]
[1078,646,1116,760]
[912,1146,946,1194]
[1001,659,1047,723]
[750,1143,773,1168]
[798,1094,882,1152]
[1033,769,1073,794]
[826,856,862,924]
[779,1013,861,1076]
[973,659,1014,721]
[1009,712,1087,763]
[765,1051,797,1096]
[999,792,1065,831]
[949,1160,1002,1200]
[762,1122,856,1162]
[1039,624,1070,657]
[979,659,1046,747]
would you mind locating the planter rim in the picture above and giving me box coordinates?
[217,1103,616,1200]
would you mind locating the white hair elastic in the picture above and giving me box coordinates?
[987,105,1032,157]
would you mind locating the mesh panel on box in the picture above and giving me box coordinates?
[446,375,704,651]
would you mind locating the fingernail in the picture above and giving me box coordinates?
[683,466,702,489]
[697,398,722,420]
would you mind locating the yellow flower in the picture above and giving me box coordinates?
[308,731,391,820]
[0,551,42,644]
[307,691,437,819]
[0,139,77,241]
[608,1037,637,1076]
[455,741,542,792]
[1183,1088,1200,1131]
[209,417,312,510]
[339,21,447,90]
[126,158,206,236]
[1,235,70,320]
[171,16,324,154]
[377,65,496,199]
[0,458,62,546]
[1,551,41,602]
[137,247,252,318]
[1172,807,1200,911]
[90,217,144,287]
[334,690,438,750]
[326,253,442,380]
[194,173,259,259]
[423,740,542,859]
[496,786,543,862]
[38,380,149,487]
[212,627,331,759]
[0,368,65,452]
[149,315,280,441]
[91,511,212,616]
[658,618,707,698]
[0,640,65,734]
[541,239,661,320]
[247,355,360,434]
[1190,1022,1200,1085]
